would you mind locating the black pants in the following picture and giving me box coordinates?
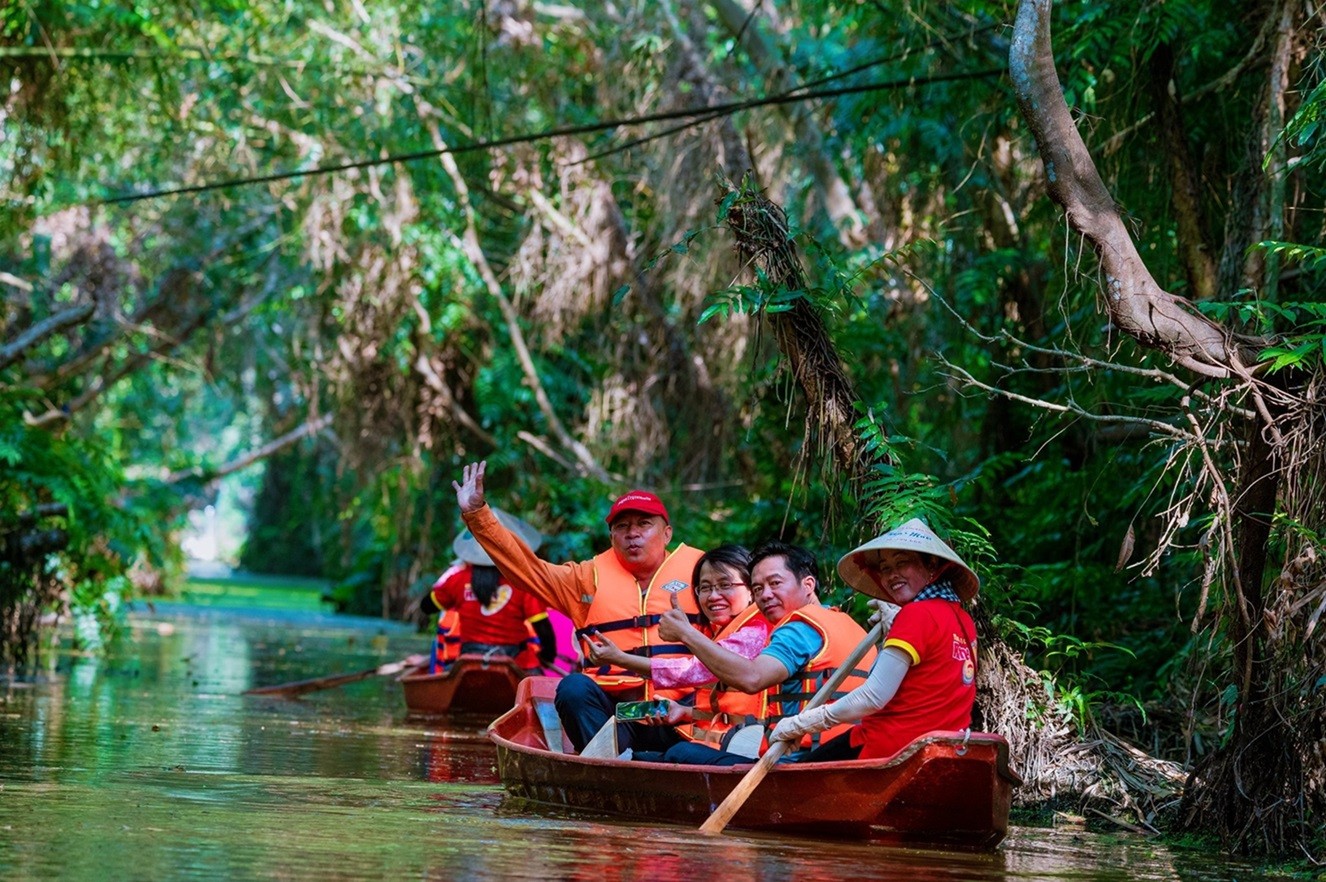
[633,741,754,765]
[553,673,682,753]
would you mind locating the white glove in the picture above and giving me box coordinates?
[769,705,831,743]
[867,598,901,633]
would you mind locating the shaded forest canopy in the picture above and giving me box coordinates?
[2,0,1323,859]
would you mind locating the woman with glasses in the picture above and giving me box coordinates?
[583,545,770,760]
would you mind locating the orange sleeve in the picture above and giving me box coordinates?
[462,505,595,627]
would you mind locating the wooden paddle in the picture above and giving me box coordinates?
[244,655,425,698]
[698,620,885,835]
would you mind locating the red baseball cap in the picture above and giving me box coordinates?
[605,490,669,525]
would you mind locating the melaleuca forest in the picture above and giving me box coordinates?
[2,0,1323,873]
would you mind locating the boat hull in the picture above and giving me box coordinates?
[489,677,1019,848]
[400,654,527,717]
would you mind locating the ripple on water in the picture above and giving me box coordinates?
[0,600,1266,881]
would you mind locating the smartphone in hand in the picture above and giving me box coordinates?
[614,700,669,721]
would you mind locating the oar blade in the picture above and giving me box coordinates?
[578,717,619,759]
[698,741,787,834]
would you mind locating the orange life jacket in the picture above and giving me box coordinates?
[675,603,770,747]
[430,608,462,673]
[574,544,704,697]
[760,604,876,750]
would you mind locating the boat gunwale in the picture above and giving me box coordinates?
[398,652,528,686]
[486,676,1022,785]
[400,653,529,718]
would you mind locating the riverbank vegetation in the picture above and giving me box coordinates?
[2,0,1322,858]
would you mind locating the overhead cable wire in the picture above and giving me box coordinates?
[576,22,1005,167]
[101,65,1003,206]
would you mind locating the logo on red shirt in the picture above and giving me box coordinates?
[952,634,976,685]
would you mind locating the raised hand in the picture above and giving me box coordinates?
[452,461,487,514]
[657,590,694,642]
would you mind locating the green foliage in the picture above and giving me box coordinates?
[5,9,1324,841]
[68,574,129,652]
[1252,241,1326,273]
[1277,77,1326,168]
[0,389,152,660]
[239,447,332,578]
[993,605,1143,730]
[1198,291,1326,372]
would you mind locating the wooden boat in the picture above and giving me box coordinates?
[489,676,1020,848]
[399,653,529,717]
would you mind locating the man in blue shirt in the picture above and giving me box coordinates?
[655,540,871,764]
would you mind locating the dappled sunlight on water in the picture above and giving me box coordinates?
[0,587,1263,880]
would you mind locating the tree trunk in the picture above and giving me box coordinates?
[1009,0,1248,380]
[1148,43,1218,301]
[1010,0,1325,854]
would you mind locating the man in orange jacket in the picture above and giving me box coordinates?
[453,460,704,753]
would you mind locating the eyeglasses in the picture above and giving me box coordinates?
[695,581,746,597]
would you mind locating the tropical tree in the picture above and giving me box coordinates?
[1008,0,1323,854]
[4,0,1324,856]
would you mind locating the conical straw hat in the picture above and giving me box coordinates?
[452,507,544,566]
[837,518,979,602]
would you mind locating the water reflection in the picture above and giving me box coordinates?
[0,590,1260,881]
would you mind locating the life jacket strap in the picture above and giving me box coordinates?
[575,612,703,637]
[625,643,691,658]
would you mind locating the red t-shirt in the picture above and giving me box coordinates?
[430,563,549,646]
[850,599,977,760]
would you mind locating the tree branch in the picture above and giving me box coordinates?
[0,303,96,372]
[162,414,334,485]
[415,102,610,482]
[25,301,214,427]
[1009,0,1243,379]
[0,271,34,292]
[413,351,498,448]
[928,284,1257,418]
[515,430,578,472]
[941,360,1195,441]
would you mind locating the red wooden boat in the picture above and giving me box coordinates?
[399,653,529,717]
[489,677,1020,848]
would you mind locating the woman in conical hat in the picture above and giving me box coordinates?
[419,509,563,673]
[836,518,979,603]
[769,517,981,762]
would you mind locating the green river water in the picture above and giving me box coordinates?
[0,578,1268,880]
